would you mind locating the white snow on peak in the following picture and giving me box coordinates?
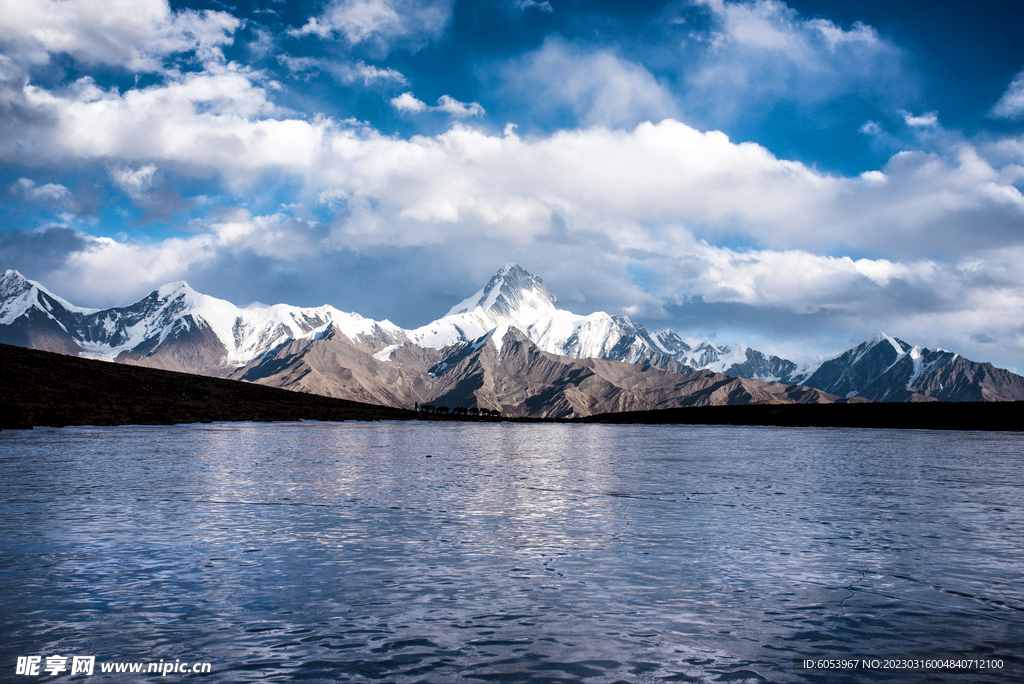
[156,280,199,301]
[907,345,925,386]
[672,340,750,373]
[445,263,560,322]
[31,276,406,367]
[882,333,906,356]
[0,269,97,323]
[491,324,511,354]
[373,343,402,362]
[416,264,661,363]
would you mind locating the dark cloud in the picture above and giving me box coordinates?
[0,226,89,277]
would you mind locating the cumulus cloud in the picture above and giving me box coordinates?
[0,0,239,71]
[277,54,322,79]
[434,95,484,117]
[903,110,938,127]
[111,165,158,198]
[680,0,912,125]
[327,60,408,86]
[293,0,453,55]
[0,64,323,185]
[390,91,427,112]
[390,92,483,116]
[277,54,409,86]
[10,177,71,203]
[990,69,1024,119]
[7,67,1023,258]
[204,208,330,261]
[495,38,677,128]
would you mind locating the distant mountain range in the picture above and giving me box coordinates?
[3,265,1023,417]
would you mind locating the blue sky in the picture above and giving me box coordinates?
[2,0,1024,368]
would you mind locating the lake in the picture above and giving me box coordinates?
[1,422,1021,683]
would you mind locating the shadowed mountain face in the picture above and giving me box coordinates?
[3,267,1024,414]
[800,333,1024,402]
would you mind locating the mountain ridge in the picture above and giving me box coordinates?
[3,266,1023,410]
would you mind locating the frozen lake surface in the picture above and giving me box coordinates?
[1,421,1022,682]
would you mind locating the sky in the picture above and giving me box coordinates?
[1,0,1024,369]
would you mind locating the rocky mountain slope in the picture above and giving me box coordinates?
[228,325,848,418]
[798,332,1024,402]
[3,265,1023,410]
[0,269,405,374]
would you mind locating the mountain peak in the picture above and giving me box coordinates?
[156,281,198,300]
[1,268,94,321]
[861,331,911,356]
[446,264,561,319]
[1,269,31,294]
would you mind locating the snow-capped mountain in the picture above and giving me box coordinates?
[799,332,1024,402]
[3,265,1023,405]
[0,269,96,355]
[404,264,692,373]
[671,339,800,382]
[0,269,406,374]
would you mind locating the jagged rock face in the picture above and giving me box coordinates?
[802,334,911,398]
[795,332,1024,402]
[856,350,1024,402]
[231,328,440,408]
[114,315,230,375]
[422,328,848,418]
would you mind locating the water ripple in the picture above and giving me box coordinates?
[1,422,1022,683]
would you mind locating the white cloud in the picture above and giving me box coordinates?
[8,69,1022,256]
[333,60,408,85]
[277,54,322,79]
[0,0,239,71]
[435,95,484,117]
[859,120,882,135]
[390,92,483,116]
[278,55,408,86]
[111,165,158,198]
[990,69,1024,119]
[495,38,677,128]
[10,177,71,203]
[293,0,453,55]
[667,242,931,312]
[391,91,427,112]
[205,208,329,260]
[3,64,324,187]
[682,0,911,124]
[44,232,218,304]
[693,0,883,56]
[903,110,938,127]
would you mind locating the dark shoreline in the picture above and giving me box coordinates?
[0,343,419,429]
[2,343,1020,431]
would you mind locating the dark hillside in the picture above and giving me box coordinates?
[0,343,418,429]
